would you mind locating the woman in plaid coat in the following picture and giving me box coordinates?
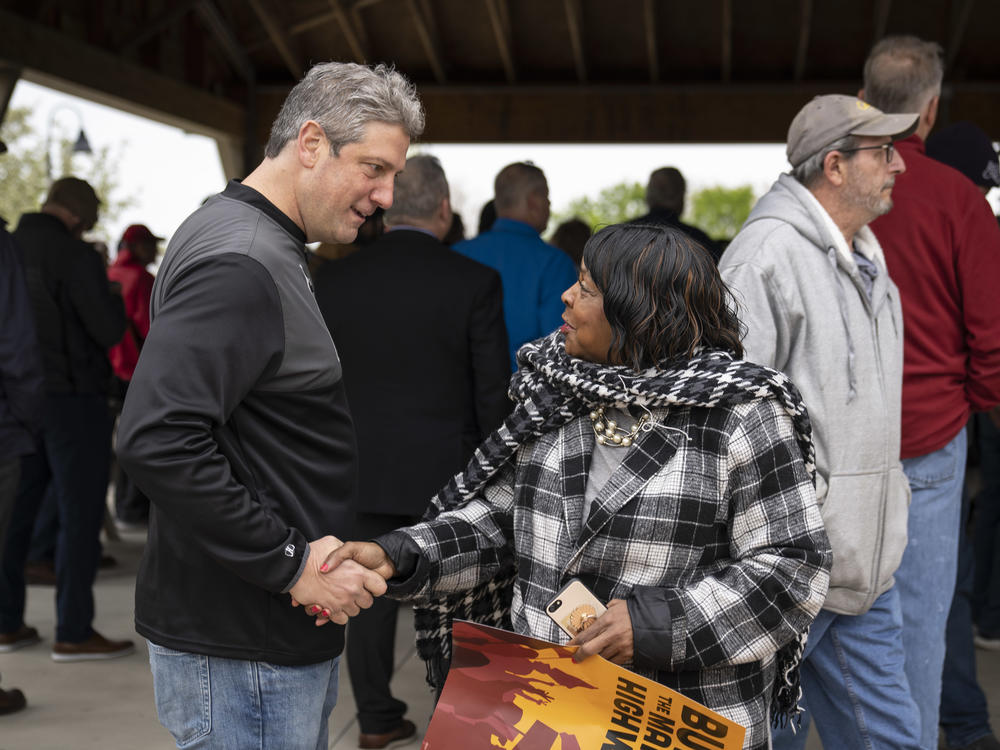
[323,223,832,749]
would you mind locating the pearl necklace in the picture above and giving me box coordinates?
[589,406,649,447]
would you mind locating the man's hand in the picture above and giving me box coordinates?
[320,541,396,581]
[288,536,388,627]
[567,599,634,665]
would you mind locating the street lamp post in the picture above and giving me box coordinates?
[45,103,92,180]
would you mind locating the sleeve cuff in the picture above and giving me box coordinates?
[280,543,310,594]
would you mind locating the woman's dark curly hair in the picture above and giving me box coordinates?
[583,223,744,369]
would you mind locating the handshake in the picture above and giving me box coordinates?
[288,537,397,627]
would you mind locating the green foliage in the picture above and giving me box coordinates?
[684,185,756,241]
[0,106,133,237]
[553,181,647,232]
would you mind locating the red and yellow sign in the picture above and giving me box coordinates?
[422,620,746,750]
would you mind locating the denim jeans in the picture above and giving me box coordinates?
[939,488,993,748]
[896,429,967,749]
[771,587,922,750]
[148,642,340,749]
[0,394,111,642]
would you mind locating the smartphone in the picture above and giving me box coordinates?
[546,578,607,638]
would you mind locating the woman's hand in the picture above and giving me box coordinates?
[567,598,634,665]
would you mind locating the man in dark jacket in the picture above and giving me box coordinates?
[315,155,511,748]
[632,167,721,263]
[116,62,424,749]
[0,207,43,713]
[0,177,130,662]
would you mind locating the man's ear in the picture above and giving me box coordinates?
[924,93,939,131]
[823,150,847,187]
[857,87,866,100]
[297,121,327,168]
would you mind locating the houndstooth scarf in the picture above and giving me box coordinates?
[414,331,816,726]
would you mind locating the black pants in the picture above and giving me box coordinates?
[346,512,419,734]
[0,394,111,642]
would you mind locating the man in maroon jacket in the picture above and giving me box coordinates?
[863,35,1000,750]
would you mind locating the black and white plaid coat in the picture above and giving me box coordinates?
[392,393,831,750]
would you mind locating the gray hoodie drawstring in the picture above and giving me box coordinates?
[827,247,857,402]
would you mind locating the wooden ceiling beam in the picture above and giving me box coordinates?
[406,0,446,83]
[0,8,245,140]
[793,0,812,81]
[327,0,368,62]
[644,0,659,84]
[247,0,303,80]
[721,0,732,83]
[195,0,255,82]
[564,0,587,83]
[120,0,200,53]
[484,0,516,83]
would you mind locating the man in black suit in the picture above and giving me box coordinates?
[314,154,511,749]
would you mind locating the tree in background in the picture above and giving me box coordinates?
[686,185,755,240]
[553,179,755,241]
[551,181,646,232]
[0,106,133,236]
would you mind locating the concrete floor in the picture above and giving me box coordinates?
[2,529,1000,750]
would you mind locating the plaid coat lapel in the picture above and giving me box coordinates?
[576,411,683,549]
[559,415,591,537]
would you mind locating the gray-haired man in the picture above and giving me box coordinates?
[118,62,424,748]
[720,95,920,749]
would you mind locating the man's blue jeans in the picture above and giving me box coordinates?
[148,642,340,749]
[896,430,967,749]
[771,587,922,750]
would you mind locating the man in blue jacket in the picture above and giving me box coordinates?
[455,162,578,370]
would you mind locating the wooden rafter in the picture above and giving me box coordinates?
[643,0,659,83]
[327,0,368,62]
[484,0,516,83]
[872,0,891,46]
[247,0,303,79]
[564,0,587,83]
[945,0,976,72]
[195,0,255,82]
[405,0,446,83]
[121,0,200,53]
[793,0,812,81]
[721,0,732,83]
[0,8,245,140]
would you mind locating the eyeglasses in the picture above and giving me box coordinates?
[837,142,896,164]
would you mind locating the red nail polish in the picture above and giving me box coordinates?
[320,563,328,572]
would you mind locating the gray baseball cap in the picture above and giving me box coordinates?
[786,94,919,168]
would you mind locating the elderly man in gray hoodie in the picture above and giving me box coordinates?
[720,95,919,749]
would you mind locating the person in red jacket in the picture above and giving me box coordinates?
[862,36,1000,750]
[107,224,159,527]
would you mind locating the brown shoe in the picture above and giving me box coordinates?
[0,688,28,716]
[0,625,40,653]
[51,630,134,662]
[0,686,26,716]
[359,719,417,749]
